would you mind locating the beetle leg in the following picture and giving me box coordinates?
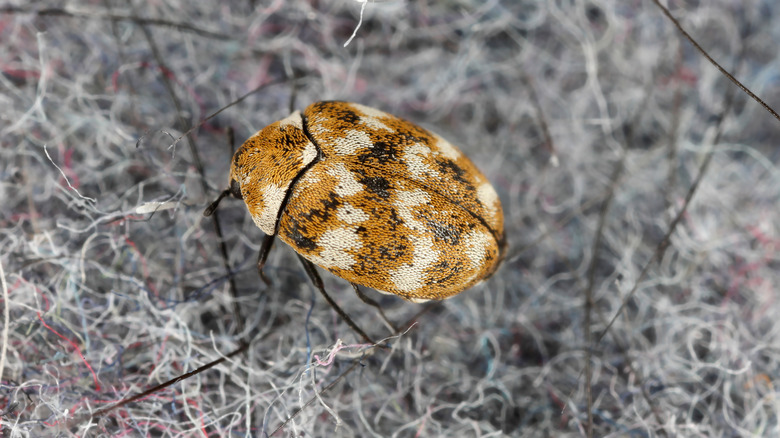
[351,283,398,333]
[203,188,232,217]
[257,234,275,286]
[296,254,378,345]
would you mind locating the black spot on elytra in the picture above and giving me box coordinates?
[443,260,462,273]
[311,101,334,113]
[301,191,340,222]
[377,243,408,261]
[399,132,426,144]
[427,220,462,246]
[358,141,399,164]
[433,259,449,270]
[437,159,473,188]
[354,240,407,276]
[387,208,404,230]
[426,260,461,286]
[314,102,361,125]
[359,176,392,199]
[281,132,301,148]
[284,218,317,251]
[356,262,379,277]
[335,109,360,124]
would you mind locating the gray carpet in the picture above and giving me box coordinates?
[2,1,779,436]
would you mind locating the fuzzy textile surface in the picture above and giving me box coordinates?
[1,1,779,437]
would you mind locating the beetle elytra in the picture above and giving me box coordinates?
[205,101,506,302]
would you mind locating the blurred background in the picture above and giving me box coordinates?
[2,0,779,436]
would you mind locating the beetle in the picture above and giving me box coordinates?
[204,101,506,303]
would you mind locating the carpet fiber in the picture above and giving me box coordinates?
[2,1,779,436]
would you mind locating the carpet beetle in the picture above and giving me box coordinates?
[206,101,506,302]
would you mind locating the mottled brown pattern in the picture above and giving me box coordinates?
[229,101,506,300]
[304,102,504,238]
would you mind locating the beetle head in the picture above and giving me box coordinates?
[211,111,317,235]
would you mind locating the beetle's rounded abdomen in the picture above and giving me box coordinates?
[232,101,505,301]
[277,161,503,300]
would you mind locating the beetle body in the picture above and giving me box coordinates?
[223,101,505,302]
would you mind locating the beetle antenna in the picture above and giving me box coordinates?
[203,188,232,216]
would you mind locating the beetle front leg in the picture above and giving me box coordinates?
[257,234,275,286]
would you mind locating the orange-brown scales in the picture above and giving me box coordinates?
[225,101,506,302]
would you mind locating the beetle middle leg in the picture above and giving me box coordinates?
[351,283,398,333]
[295,254,378,345]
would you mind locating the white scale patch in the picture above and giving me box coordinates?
[477,182,499,214]
[327,162,364,197]
[350,103,395,132]
[278,111,302,128]
[308,122,330,135]
[300,141,317,165]
[390,189,440,293]
[458,229,494,287]
[432,133,462,161]
[403,143,440,181]
[393,189,430,231]
[351,105,394,132]
[308,227,362,270]
[337,202,370,224]
[360,117,393,132]
[463,230,492,268]
[255,182,288,235]
[334,129,373,155]
[390,235,439,293]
